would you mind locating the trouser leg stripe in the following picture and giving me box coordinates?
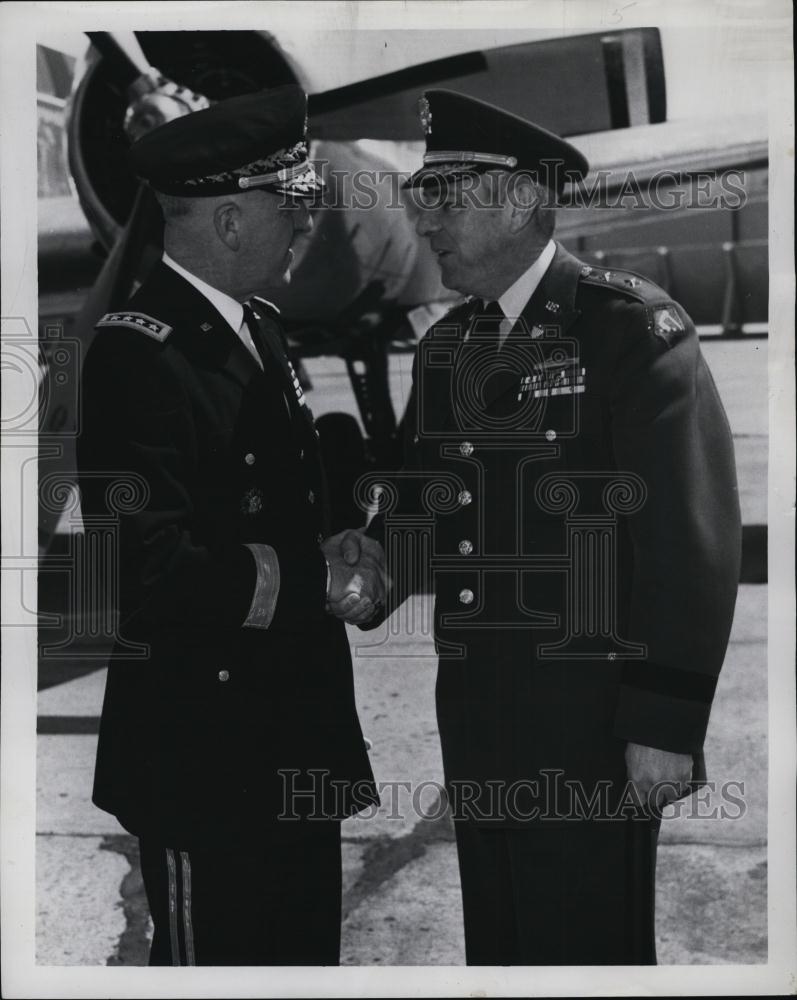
[180,851,196,965]
[165,848,181,966]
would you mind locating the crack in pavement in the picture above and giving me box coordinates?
[342,799,455,921]
[99,834,151,966]
[94,812,457,964]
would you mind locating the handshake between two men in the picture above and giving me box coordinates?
[321,530,391,626]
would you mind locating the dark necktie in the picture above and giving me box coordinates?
[242,301,297,424]
[470,299,504,339]
[242,302,281,375]
[243,301,319,448]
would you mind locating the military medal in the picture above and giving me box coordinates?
[518,362,586,400]
[241,487,264,515]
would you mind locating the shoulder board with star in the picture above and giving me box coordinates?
[577,264,670,304]
[95,311,173,342]
[579,264,691,347]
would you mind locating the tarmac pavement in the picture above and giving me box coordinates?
[35,582,766,967]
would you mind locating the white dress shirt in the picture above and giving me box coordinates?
[162,252,263,369]
[493,238,557,348]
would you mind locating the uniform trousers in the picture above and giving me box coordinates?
[453,815,661,965]
[139,819,342,966]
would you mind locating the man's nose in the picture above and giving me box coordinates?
[415,209,440,238]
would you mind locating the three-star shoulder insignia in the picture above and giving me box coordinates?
[578,265,662,304]
[96,312,173,342]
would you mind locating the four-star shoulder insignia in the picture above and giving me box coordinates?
[96,312,172,342]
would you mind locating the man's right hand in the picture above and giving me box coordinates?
[321,530,389,625]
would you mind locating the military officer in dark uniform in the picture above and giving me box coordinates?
[76,86,385,966]
[356,90,741,964]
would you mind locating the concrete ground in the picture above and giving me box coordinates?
[34,337,769,967]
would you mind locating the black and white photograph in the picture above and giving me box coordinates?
[1,0,794,996]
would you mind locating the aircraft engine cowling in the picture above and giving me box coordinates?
[65,31,436,323]
[67,30,300,253]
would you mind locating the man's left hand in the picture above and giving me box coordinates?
[625,742,693,813]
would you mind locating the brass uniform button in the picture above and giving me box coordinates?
[244,453,256,466]
[545,429,557,442]
[458,540,474,555]
[458,490,472,506]
[458,588,475,605]
[459,441,474,457]
[218,669,230,682]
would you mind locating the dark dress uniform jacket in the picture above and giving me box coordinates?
[369,243,741,824]
[77,263,378,847]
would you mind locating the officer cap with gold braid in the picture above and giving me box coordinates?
[406,89,588,192]
[129,84,323,199]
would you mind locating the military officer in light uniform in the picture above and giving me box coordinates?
[77,86,385,966]
[358,90,741,964]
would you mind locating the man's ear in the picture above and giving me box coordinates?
[507,175,539,234]
[213,201,242,250]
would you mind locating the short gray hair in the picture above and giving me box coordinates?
[154,191,195,221]
[535,200,556,239]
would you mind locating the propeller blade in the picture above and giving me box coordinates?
[85,31,154,81]
[74,182,163,336]
[309,50,487,115]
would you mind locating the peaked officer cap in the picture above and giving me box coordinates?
[406,89,589,191]
[130,84,323,198]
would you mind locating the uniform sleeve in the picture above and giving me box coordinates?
[609,300,742,753]
[76,333,327,633]
[359,347,426,630]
